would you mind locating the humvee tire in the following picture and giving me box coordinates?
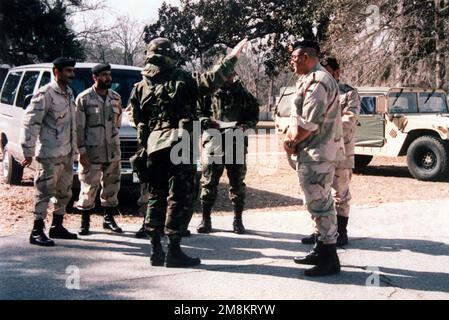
[354,155,373,169]
[407,135,449,181]
[2,147,24,185]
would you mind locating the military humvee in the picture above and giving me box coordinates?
[275,86,449,181]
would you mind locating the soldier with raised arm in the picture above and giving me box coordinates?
[128,37,248,268]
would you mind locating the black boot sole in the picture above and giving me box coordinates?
[197,227,212,234]
[165,259,201,268]
[49,235,78,240]
[304,265,341,277]
[293,256,320,265]
[29,238,55,247]
[103,224,123,234]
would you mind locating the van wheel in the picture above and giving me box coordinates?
[354,155,373,169]
[2,147,24,185]
[407,136,449,181]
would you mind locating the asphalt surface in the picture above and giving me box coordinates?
[1,199,448,300]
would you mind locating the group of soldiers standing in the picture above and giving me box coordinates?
[20,36,360,277]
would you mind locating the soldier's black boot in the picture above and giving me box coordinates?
[301,233,319,245]
[150,235,165,267]
[233,206,246,235]
[79,210,91,236]
[103,207,123,234]
[30,219,55,247]
[337,216,349,247]
[197,205,212,234]
[135,219,148,239]
[304,244,341,277]
[165,235,201,268]
[49,215,78,240]
[294,241,325,265]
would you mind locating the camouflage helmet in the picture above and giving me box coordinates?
[147,38,175,58]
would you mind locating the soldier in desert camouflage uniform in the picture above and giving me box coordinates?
[75,64,124,235]
[284,41,345,277]
[302,57,361,247]
[21,57,79,247]
[128,37,248,268]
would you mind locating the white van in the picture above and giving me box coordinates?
[0,63,142,185]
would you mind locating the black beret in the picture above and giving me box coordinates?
[322,57,340,70]
[92,63,111,75]
[53,57,76,69]
[291,40,321,54]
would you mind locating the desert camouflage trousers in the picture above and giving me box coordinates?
[33,155,74,220]
[298,162,338,244]
[332,167,352,218]
[76,161,121,210]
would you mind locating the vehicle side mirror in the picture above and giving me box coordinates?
[23,94,33,109]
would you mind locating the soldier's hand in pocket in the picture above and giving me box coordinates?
[21,157,33,167]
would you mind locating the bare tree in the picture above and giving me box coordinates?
[321,0,449,89]
[110,16,146,66]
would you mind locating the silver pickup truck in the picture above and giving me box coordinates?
[0,63,142,185]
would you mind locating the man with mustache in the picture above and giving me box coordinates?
[75,63,124,235]
[285,41,345,276]
[21,57,79,246]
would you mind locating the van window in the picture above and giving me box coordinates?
[70,68,142,107]
[361,96,377,114]
[16,71,40,109]
[388,92,418,113]
[39,72,51,88]
[0,71,23,105]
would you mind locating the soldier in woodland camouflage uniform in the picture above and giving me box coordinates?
[284,41,345,277]
[75,64,124,235]
[21,57,79,247]
[128,37,248,268]
[197,72,260,235]
[302,57,361,247]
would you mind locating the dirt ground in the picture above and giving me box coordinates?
[1,142,448,236]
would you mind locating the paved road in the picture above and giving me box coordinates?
[1,199,448,300]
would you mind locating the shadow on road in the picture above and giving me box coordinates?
[2,230,449,299]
